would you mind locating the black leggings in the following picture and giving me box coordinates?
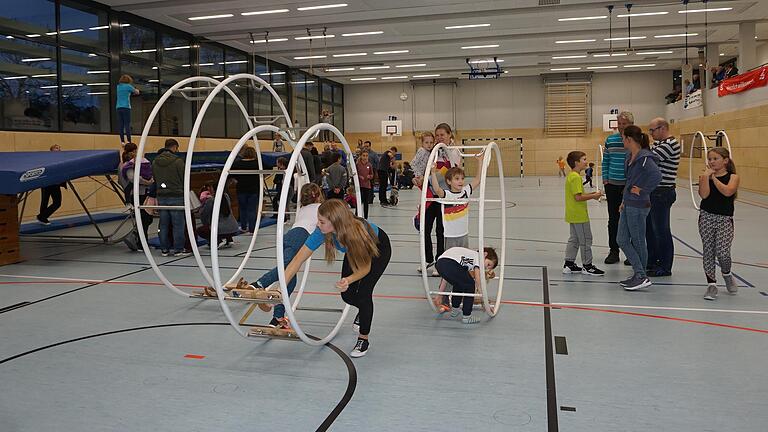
[424,202,445,263]
[340,229,391,336]
[38,185,62,219]
[435,259,475,316]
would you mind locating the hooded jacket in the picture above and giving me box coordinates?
[622,148,662,208]
[151,149,185,198]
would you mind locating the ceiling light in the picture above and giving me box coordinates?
[604,36,646,41]
[188,14,233,21]
[271,82,285,86]
[88,53,98,57]
[552,55,587,59]
[395,63,426,68]
[260,71,286,76]
[350,77,376,81]
[593,53,627,57]
[87,83,109,86]
[360,66,390,70]
[719,53,725,56]
[679,8,732,14]
[199,63,214,66]
[89,25,109,30]
[374,50,409,55]
[87,92,108,95]
[326,67,355,72]
[21,57,51,62]
[558,16,607,22]
[2,76,28,80]
[120,24,130,27]
[60,83,84,87]
[587,65,618,69]
[445,24,490,29]
[413,74,440,78]
[5,36,13,39]
[250,38,289,43]
[40,85,58,89]
[617,12,669,17]
[241,9,289,16]
[165,45,190,51]
[461,44,499,49]
[468,59,505,63]
[31,74,56,78]
[342,31,383,36]
[295,34,335,40]
[623,64,656,68]
[87,70,109,74]
[294,55,327,59]
[297,4,348,11]
[332,53,367,57]
[46,29,84,35]
[381,76,408,80]
[555,39,596,44]
[291,80,315,84]
[220,60,248,64]
[654,33,698,38]
[129,49,157,53]
[26,34,41,38]
[636,50,673,55]
[550,67,581,71]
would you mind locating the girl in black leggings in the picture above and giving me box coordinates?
[284,199,391,357]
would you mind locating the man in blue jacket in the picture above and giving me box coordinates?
[602,111,634,264]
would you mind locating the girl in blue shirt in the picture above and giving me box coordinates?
[116,75,140,146]
[283,199,392,358]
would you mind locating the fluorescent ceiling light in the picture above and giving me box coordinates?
[295,34,335,40]
[552,55,587,59]
[381,76,408,80]
[558,16,606,22]
[297,4,348,11]
[87,70,109,74]
[550,67,581,71]
[129,49,157,53]
[593,53,627,57]
[46,29,83,35]
[374,50,408,55]
[199,62,214,66]
[61,83,84,87]
[31,74,56,78]
[151,66,158,70]
[272,82,285,86]
[3,76,28,80]
[555,39,596,44]
[294,55,327,59]
[260,71,286,76]
[332,53,367,57]
[188,14,233,21]
[21,57,51,62]
[679,8,732,14]
[250,38,289,43]
[5,36,13,39]
[326,67,355,72]
[617,12,669,17]
[445,24,490,29]
[719,53,725,56]
[87,92,108,95]
[89,25,109,30]
[468,59,505,63]
[120,24,130,27]
[88,53,98,57]
[220,60,248,64]
[360,66,390,70]
[587,65,618,69]
[241,9,289,16]
[655,33,698,38]
[604,36,646,41]
[461,44,499,49]
[342,31,383,37]
[165,45,190,51]
[40,85,58,89]
[395,63,426,68]
[636,50,673,55]
[87,82,109,86]
[413,74,440,78]
[623,64,656,68]
[350,77,376,81]
[26,34,41,38]
[291,80,315,84]
[212,75,224,79]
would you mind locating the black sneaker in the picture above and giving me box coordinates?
[581,264,605,276]
[350,338,369,358]
[562,262,583,274]
[352,313,360,333]
[36,215,51,225]
[604,250,620,264]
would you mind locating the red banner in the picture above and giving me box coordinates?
[718,65,768,97]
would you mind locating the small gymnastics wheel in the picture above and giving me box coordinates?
[687,130,732,210]
[418,142,507,317]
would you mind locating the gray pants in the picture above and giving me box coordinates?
[444,235,469,250]
[565,222,593,265]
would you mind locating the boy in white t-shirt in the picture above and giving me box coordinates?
[430,166,482,250]
[434,246,499,324]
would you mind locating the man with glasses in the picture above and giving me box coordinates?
[646,118,680,277]
[602,111,633,265]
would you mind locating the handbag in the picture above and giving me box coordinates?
[143,196,159,216]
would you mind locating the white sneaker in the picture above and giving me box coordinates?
[704,284,718,301]
[350,338,369,358]
[431,269,440,277]
[450,307,461,318]
[462,315,479,325]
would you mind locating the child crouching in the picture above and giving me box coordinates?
[434,246,499,325]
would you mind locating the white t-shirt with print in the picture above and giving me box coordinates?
[441,184,473,238]
[292,203,320,233]
[438,247,481,272]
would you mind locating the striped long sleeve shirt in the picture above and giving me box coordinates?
[651,136,681,188]
[601,133,627,185]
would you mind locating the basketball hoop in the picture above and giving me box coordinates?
[464,57,502,79]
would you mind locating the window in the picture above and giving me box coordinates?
[0,0,56,41]
[224,50,249,138]
[0,38,57,130]
[291,70,307,128]
[121,21,156,62]
[61,49,109,132]
[198,43,225,138]
[59,1,109,52]
[159,66,192,136]
[331,83,343,132]
[306,79,319,126]
[161,34,190,68]
[120,58,159,136]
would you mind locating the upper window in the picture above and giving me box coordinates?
[160,34,190,68]
[59,1,109,52]
[121,21,156,62]
[0,37,58,130]
[61,49,110,132]
[0,0,56,42]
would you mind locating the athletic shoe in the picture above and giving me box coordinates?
[450,307,461,319]
[350,338,369,358]
[704,284,718,300]
[723,273,738,294]
[268,317,291,329]
[174,250,191,257]
[604,250,620,264]
[161,250,170,257]
[562,262,583,274]
[619,275,633,287]
[417,262,435,273]
[36,215,51,225]
[462,315,479,325]
[431,269,440,277]
[623,275,652,291]
[648,270,672,277]
[581,264,605,276]
[352,313,360,332]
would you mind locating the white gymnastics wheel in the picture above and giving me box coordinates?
[687,130,733,211]
[595,145,604,194]
[418,142,507,317]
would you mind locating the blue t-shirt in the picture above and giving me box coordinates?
[304,221,380,253]
[116,83,136,109]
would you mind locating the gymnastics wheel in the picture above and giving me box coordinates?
[418,142,507,317]
[688,130,732,210]
[133,75,291,297]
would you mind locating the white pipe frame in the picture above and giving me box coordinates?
[418,142,507,317]
[596,145,604,193]
[688,130,732,210]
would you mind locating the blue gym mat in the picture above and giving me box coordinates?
[20,212,127,235]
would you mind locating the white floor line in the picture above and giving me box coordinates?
[0,273,105,283]
[551,301,768,315]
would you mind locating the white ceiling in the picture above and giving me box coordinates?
[104,0,768,83]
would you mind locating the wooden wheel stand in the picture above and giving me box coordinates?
[0,195,21,266]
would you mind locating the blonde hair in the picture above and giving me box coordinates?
[319,200,379,270]
[421,131,434,141]
[119,74,133,84]
[300,183,324,206]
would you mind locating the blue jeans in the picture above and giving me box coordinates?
[257,227,310,319]
[646,187,676,273]
[617,205,651,277]
[158,196,185,252]
[117,108,131,143]
[237,192,260,232]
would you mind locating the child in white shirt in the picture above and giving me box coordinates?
[434,246,499,324]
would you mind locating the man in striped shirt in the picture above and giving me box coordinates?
[602,111,633,264]
[646,118,680,276]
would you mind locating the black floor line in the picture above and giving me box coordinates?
[672,234,756,288]
[542,266,560,432]
[0,323,356,432]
